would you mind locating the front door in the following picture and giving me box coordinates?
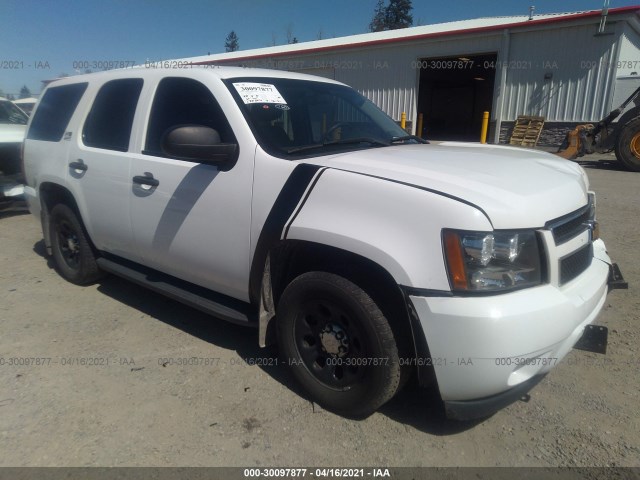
[129,76,254,301]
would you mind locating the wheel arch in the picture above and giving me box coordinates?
[615,107,640,131]
[260,239,433,385]
[271,241,397,303]
[38,182,85,255]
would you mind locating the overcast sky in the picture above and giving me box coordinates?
[1,0,637,96]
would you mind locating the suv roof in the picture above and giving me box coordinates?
[45,66,344,87]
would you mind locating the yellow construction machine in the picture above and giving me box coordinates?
[557,85,640,171]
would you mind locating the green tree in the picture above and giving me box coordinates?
[385,0,413,30]
[225,31,239,52]
[369,0,387,32]
[19,85,32,99]
[369,0,413,32]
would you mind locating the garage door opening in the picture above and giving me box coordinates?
[416,53,497,141]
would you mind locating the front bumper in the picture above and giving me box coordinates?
[409,240,623,419]
[444,373,547,421]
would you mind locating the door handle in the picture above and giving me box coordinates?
[69,160,88,172]
[133,175,159,188]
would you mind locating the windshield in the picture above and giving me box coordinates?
[0,100,29,125]
[225,77,413,158]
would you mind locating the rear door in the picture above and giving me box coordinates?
[66,78,143,259]
[129,76,254,301]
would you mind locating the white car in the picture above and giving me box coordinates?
[0,97,27,199]
[21,67,625,419]
[12,97,38,116]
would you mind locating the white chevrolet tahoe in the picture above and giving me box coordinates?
[22,67,625,419]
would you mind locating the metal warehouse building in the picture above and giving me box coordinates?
[181,6,640,145]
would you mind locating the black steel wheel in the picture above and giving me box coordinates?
[277,271,402,417]
[49,204,102,285]
[615,117,640,172]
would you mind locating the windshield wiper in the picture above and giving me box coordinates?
[327,137,390,147]
[390,135,429,144]
[287,137,390,154]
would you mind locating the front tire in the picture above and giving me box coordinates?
[615,117,640,172]
[277,272,402,417]
[49,204,102,285]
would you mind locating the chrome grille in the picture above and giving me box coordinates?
[547,204,591,245]
[559,244,593,285]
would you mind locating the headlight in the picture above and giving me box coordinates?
[443,229,543,292]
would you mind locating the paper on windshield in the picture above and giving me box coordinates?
[233,83,287,104]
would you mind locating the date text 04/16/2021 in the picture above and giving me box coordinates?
[243,468,391,478]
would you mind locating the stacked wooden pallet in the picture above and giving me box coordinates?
[509,116,545,147]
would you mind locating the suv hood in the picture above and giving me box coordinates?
[309,142,589,229]
[0,124,27,144]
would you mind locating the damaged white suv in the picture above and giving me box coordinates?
[22,67,625,419]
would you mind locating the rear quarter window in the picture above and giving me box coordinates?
[27,83,88,141]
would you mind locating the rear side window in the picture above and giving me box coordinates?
[27,83,87,141]
[82,78,143,152]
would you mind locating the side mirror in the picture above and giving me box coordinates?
[162,125,238,166]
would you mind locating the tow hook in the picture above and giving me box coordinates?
[574,325,608,354]
[573,263,626,356]
[608,263,628,291]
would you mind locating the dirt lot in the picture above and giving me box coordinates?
[0,152,638,469]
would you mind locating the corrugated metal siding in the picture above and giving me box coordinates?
[502,23,619,122]
[207,19,635,126]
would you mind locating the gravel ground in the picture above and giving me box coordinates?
[0,152,638,468]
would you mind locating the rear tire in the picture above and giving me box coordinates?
[49,204,102,285]
[614,117,640,172]
[277,271,402,418]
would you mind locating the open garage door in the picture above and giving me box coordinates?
[416,53,497,141]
